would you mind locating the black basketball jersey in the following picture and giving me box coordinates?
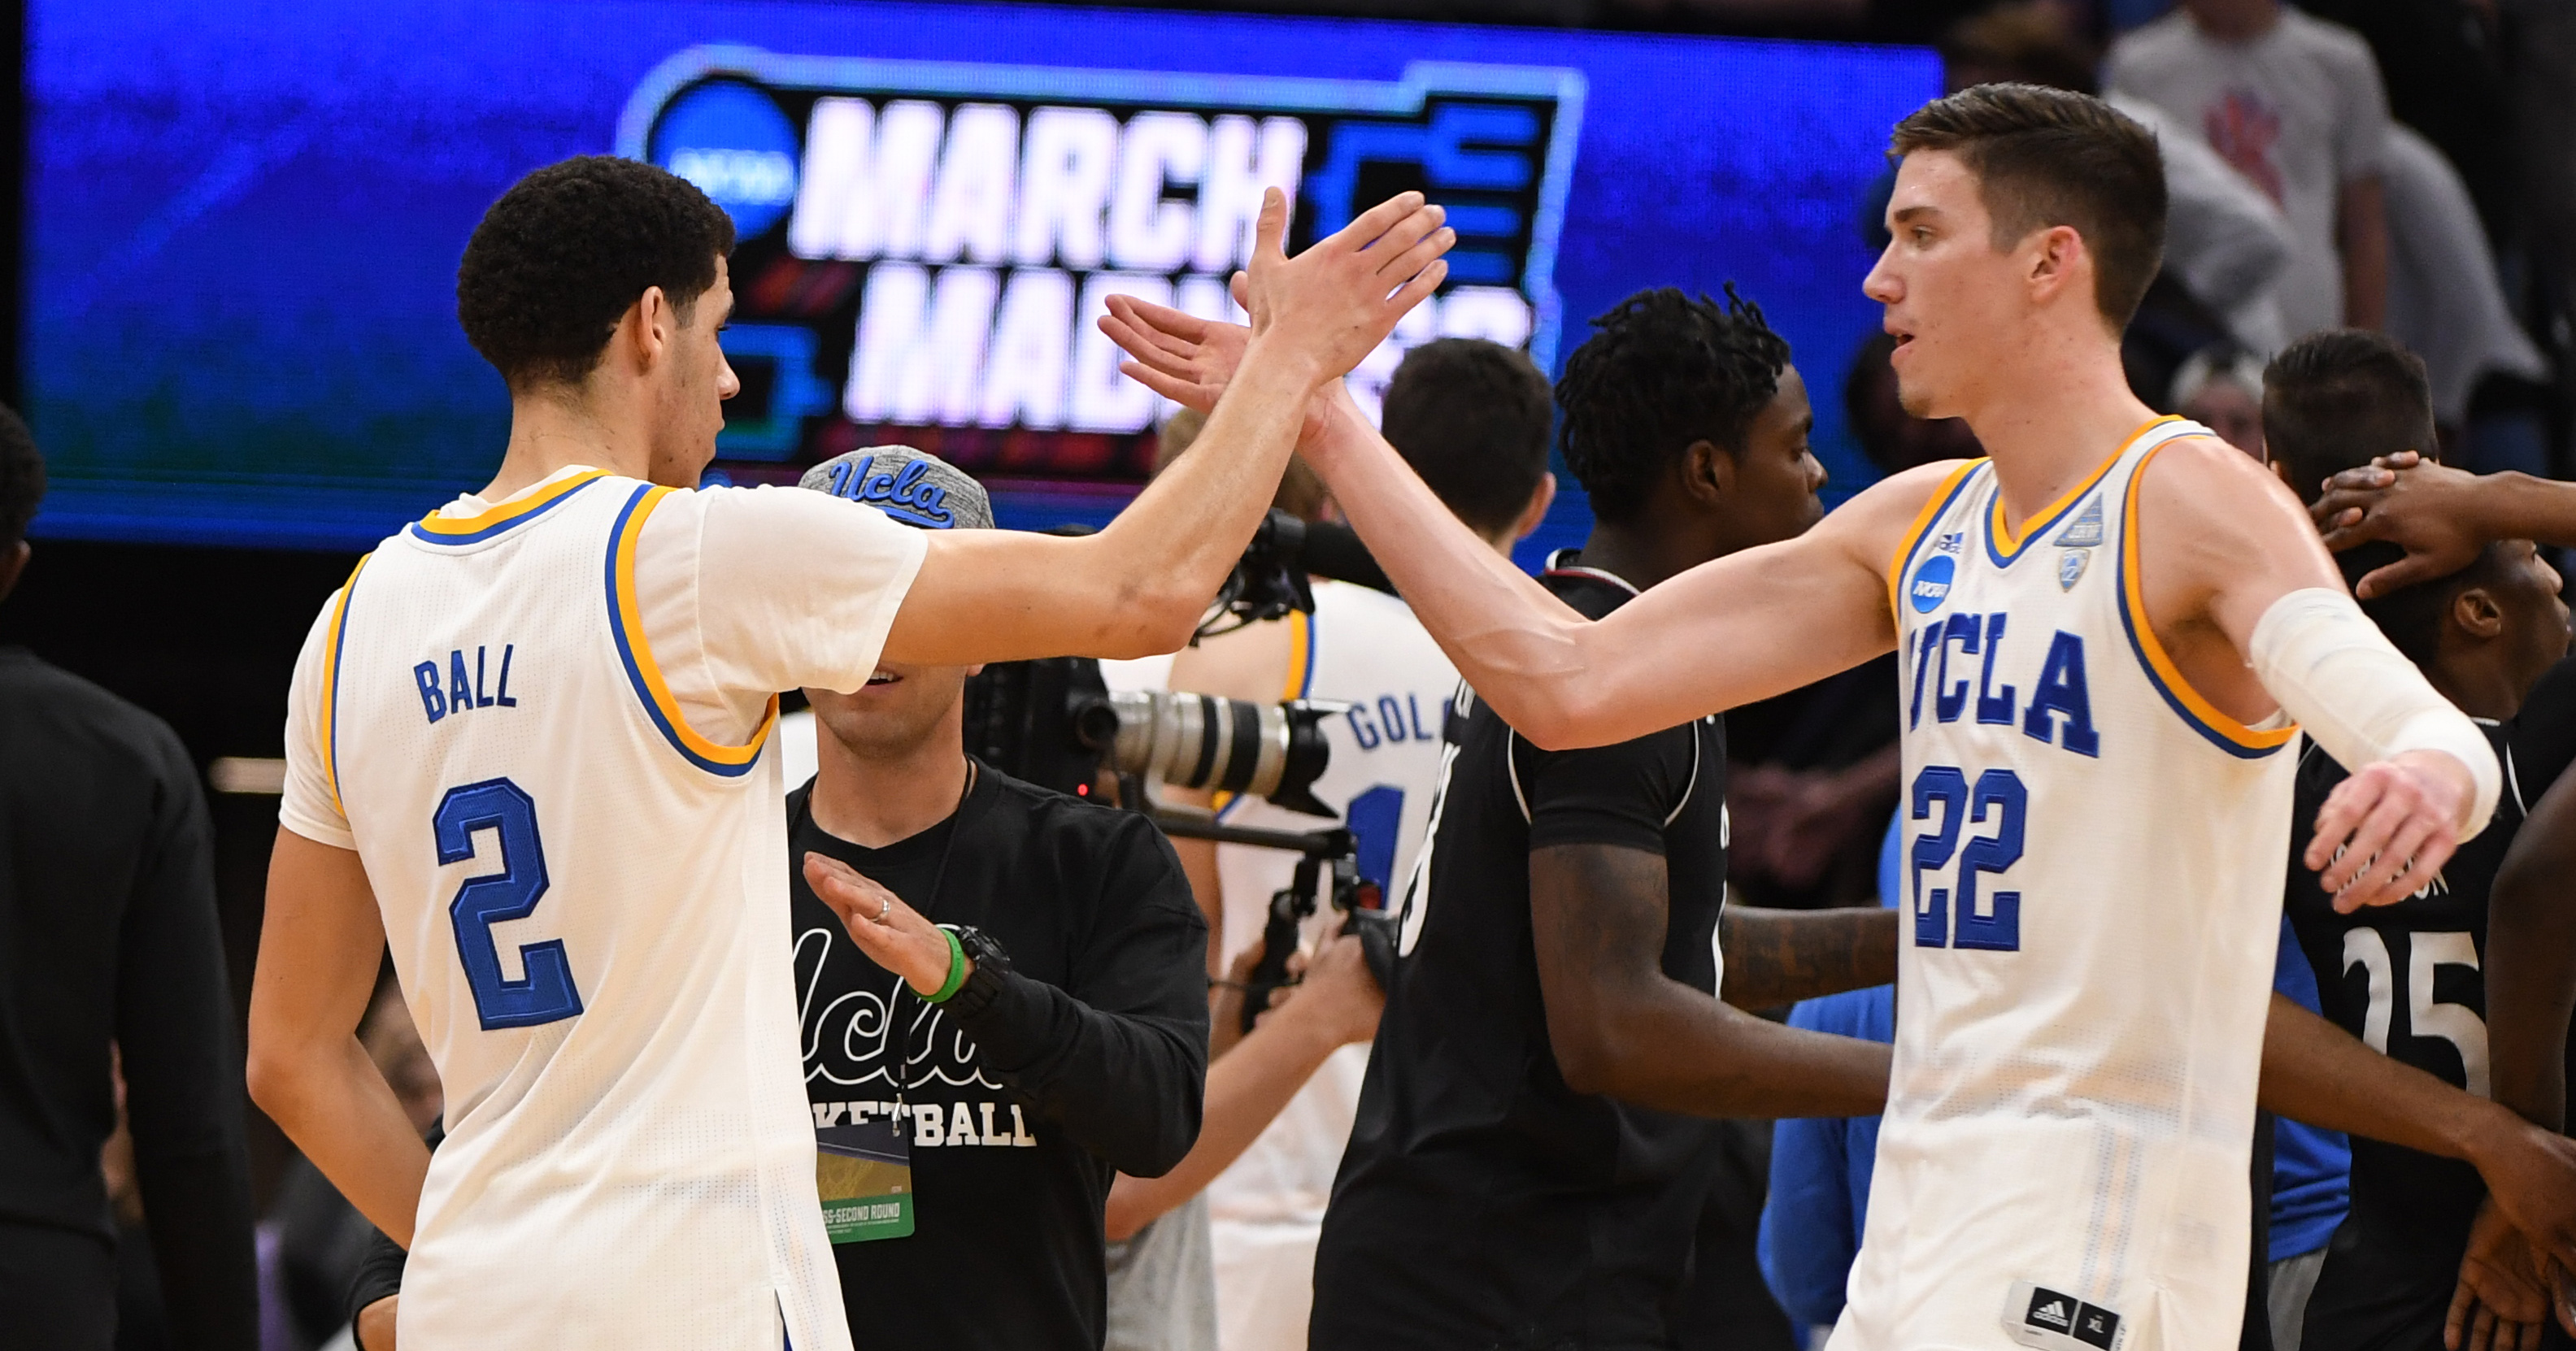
[2285,656,2576,1249]
[1309,563,1730,1351]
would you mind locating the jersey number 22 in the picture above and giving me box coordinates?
[1911,764,2026,952]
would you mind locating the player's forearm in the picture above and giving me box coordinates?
[1103,1008,1344,1240]
[246,1035,430,1247]
[1718,906,1899,1010]
[1087,341,1325,650]
[2471,473,2576,550]
[2260,991,2509,1161]
[1557,990,1892,1119]
[1303,396,1601,745]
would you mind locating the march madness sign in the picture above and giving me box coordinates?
[616,46,1584,472]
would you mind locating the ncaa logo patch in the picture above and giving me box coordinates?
[1910,554,1956,614]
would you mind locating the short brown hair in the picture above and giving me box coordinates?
[1889,84,2166,332]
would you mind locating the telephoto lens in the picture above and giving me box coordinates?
[1078,690,1338,817]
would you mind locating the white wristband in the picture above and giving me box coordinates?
[2248,588,2500,839]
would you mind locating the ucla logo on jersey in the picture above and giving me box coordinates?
[1910,554,1956,614]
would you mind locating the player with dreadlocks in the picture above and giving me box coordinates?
[1299,285,1903,1351]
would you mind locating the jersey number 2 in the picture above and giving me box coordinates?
[435,778,584,1031]
[1910,764,2026,951]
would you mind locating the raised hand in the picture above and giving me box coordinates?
[2310,450,2497,598]
[1099,294,1251,416]
[1238,187,1451,383]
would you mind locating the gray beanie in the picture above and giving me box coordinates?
[797,445,993,531]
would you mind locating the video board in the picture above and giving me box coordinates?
[25,0,1935,548]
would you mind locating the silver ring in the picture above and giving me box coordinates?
[877,896,891,924]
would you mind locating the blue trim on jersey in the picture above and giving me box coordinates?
[408,474,603,545]
[1296,609,1318,701]
[602,484,764,779]
[1891,464,1985,621]
[2111,497,2287,761]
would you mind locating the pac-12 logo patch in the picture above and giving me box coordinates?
[1910,554,1956,613]
[2057,549,2090,590]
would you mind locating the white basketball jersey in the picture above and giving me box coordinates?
[297,471,916,1351]
[1834,419,2295,1351]
[1204,580,1456,1344]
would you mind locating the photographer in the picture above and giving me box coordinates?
[347,450,1210,1351]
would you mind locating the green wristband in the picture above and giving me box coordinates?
[925,926,968,1003]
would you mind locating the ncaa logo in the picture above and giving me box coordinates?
[1910,554,1956,614]
[650,80,802,237]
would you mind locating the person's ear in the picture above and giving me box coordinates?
[0,540,28,605]
[1508,473,1556,545]
[1684,439,1734,505]
[2451,585,2505,641]
[626,286,673,371]
[2026,225,2084,306]
[964,663,986,680]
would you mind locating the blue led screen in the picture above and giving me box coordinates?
[26,0,1936,550]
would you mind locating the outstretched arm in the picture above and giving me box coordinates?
[1534,845,1889,1119]
[882,191,1451,666]
[2138,437,2493,912]
[1099,298,1939,749]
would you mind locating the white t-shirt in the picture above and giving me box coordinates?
[2108,7,2391,339]
[2382,123,2550,424]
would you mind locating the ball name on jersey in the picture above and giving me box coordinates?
[412,643,520,724]
[1906,610,2100,758]
[1345,689,1447,751]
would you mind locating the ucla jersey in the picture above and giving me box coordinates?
[1834,419,2297,1351]
[289,471,919,1351]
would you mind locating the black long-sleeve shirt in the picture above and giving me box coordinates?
[352,763,1208,1350]
[0,647,258,1346]
[789,765,1208,1349]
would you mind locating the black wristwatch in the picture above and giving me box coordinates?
[947,925,1013,1014]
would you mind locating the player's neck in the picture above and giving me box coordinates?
[1960,345,2160,530]
[484,385,656,499]
[2425,658,2520,724]
[810,723,975,849]
[1568,524,1698,593]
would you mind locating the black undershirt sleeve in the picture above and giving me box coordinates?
[946,815,1209,1179]
[1516,724,1697,858]
[115,726,260,1349]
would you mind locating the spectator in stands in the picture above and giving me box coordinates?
[0,406,259,1348]
[2108,0,2394,338]
[2173,343,2270,454]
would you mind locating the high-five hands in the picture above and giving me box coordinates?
[1100,187,1451,400]
[803,852,964,997]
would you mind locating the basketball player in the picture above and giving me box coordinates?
[243,156,1450,1351]
[2261,331,2576,1351]
[1158,337,1555,1351]
[1106,85,2576,1349]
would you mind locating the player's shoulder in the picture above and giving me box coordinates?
[1830,457,1984,558]
[2134,429,2300,515]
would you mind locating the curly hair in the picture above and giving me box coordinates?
[457,156,736,389]
[0,404,45,551]
[1380,339,1555,537]
[1555,286,1790,523]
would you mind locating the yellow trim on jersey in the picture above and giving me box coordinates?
[2120,442,2299,752]
[1986,415,2178,560]
[414,468,611,537]
[1281,609,1312,702]
[319,552,373,816]
[611,485,778,770]
[1884,459,1984,613]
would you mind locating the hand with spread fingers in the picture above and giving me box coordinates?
[2449,1201,2550,1351]
[2311,451,2500,599]
[802,851,965,997]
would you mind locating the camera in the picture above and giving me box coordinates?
[959,508,1403,1021]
